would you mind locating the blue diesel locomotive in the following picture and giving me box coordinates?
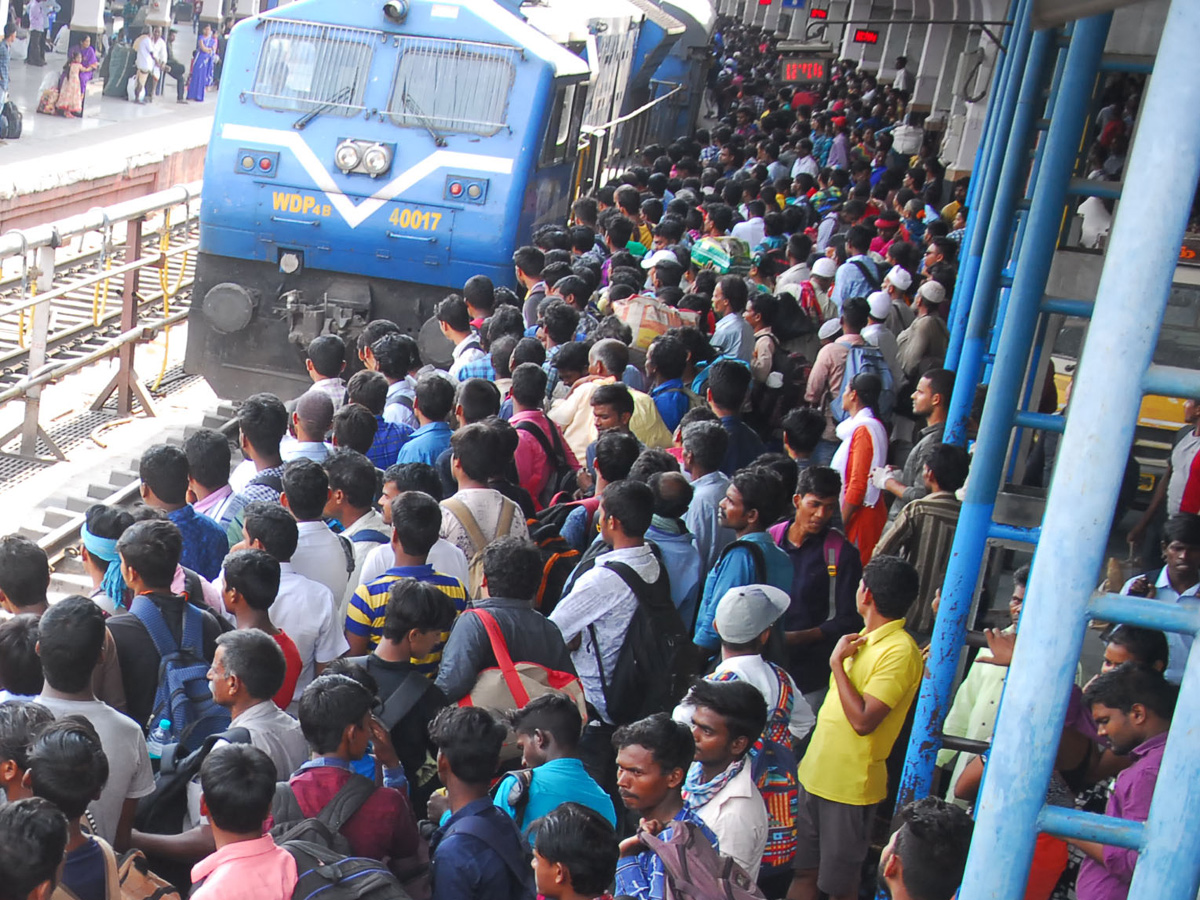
[185,0,712,400]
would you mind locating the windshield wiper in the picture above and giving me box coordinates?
[402,90,448,147]
[293,85,354,130]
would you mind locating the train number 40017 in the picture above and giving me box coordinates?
[389,208,442,230]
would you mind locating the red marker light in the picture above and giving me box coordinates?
[259,157,273,171]
[449,182,463,197]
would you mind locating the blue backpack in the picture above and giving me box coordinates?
[130,595,230,751]
[829,343,896,423]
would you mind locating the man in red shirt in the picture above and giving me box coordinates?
[272,674,422,878]
[220,549,301,709]
[509,363,579,509]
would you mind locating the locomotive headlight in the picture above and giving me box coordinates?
[362,144,392,177]
[334,141,361,172]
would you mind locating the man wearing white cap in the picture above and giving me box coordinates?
[682,584,815,741]
[896,280,951,382]
[808,256,840,322]
[674,584,814,895]
[882,265,916,335]
[641,248,685,298]
[862,292,903,387]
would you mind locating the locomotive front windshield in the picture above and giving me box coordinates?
[387,38,519,137]
[251,21,376,115]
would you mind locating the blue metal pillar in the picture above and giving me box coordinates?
[959,1,1200,897]
[891,13,1111,816]
[945,1,1023,370]
[943,23,1055,445]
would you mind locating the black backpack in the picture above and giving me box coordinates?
[526,499,602,614]
[134,726,251,835]
[513,421,577,509]
[1,101,22,140]
[270,774,377,855]
[748,335,809,439]
[588,553,696,724]
[283,840,412,900]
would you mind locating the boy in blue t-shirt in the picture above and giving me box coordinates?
[497,694,616,841]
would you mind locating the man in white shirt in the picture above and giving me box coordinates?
[36,596,155,849]
[892,55,914,93]
[323,450,391,614]
[1121,514,1200,684]
[439,424,529,587]
[280,458,351,602]
[133,26,167,102]
[280,391,334,465]
[550,481,665,726]
[358,463,468,588]
[791,139,820,179]
[207,631,308,778]
[239,503,349,708]
[676,679,769,881]
[775,234,814,297]
[731,200,766,250]
[437,295,485,381]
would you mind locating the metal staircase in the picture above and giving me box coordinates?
[892,0,1200,895]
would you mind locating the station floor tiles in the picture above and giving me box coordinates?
[0,40,215,191]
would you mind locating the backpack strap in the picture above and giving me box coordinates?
[494,769,535,829]
[586,621,610,709]
[823,530,846,622]
[515,420,556,460]
[447,814,530,888]
[129,594,182,661]
[470,609,529,707]
[851,257,882,290]
[95,838,122,900]
[603,560,652,606]
[350,528,391,545]
[248,470,284,494]
[272,782,306,828]
[718,539,767,584]
[379,672,434,732]
[314,773,377,835]
[337,533,355,574]
[442,498,488,556]
[179,567,207,613]
[180,600,205,657]
[496,498,516,539]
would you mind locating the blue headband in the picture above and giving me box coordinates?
[82,524,127,609]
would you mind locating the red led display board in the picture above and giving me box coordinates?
[778,54,830,87]
[809,7,828,17]
[853,28,880,43]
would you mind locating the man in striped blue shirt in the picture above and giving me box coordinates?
[345,491,466,674]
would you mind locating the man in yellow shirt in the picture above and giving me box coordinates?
[788,555,924,900]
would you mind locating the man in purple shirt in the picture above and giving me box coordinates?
[1074,662,1175,900]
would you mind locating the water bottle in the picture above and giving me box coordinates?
[147,718,172,761]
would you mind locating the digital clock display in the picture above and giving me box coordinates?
[783,60,825,81]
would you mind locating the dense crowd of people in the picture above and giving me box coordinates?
[0,16,1179,900]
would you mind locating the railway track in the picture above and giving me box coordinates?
[0,220,199,388]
